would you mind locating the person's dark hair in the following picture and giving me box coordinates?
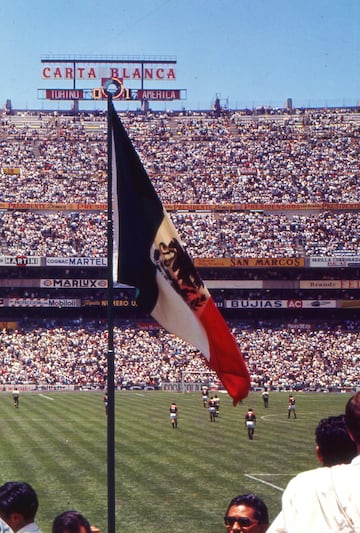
[52,510,92,533]
[0,481,38,522]
[315,414,357,466]
[345,391,360,445]
[225,493,269,524]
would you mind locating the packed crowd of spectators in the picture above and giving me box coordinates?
[0,320,358,391]
[0,107,359,258]
[0,107,359,204]
[0,209,358,258]
[0,211,107,257]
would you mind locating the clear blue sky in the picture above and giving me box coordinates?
[1,0,359,111]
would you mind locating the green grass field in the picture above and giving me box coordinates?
[0,390,352,533]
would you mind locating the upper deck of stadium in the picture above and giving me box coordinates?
[0,106,359,259]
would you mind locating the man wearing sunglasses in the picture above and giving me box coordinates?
[224,493,269,532]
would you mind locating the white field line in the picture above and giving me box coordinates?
[39,394,54,401]
[244,473,285,492]
[260,414,294,423]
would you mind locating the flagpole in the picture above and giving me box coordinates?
[106,91,116,533]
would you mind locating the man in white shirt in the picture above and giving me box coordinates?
[268,392,360,533]
[0,518,11,533]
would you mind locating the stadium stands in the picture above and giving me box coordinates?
[0,321,358,391]
[0,106,359,390]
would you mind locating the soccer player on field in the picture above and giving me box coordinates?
[169,402,178,428]
[12,388,19,408]
[244,408,256,440]
[208,396,217,422]
[288,395,297,419]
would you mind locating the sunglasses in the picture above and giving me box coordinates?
[224,516,257,527]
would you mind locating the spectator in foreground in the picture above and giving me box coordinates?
[315,414,357,466]
[52,510,100,533]
[224,493,269,532]
[0,481,41,533]
[268,392,360,532]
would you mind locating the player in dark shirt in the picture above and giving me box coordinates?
[169,402,178,428]
[244,408,256,440]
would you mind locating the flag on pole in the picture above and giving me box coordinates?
[110,102,250,404]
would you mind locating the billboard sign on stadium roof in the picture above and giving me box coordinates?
[39,55,186,103]
[41,63,176,81]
